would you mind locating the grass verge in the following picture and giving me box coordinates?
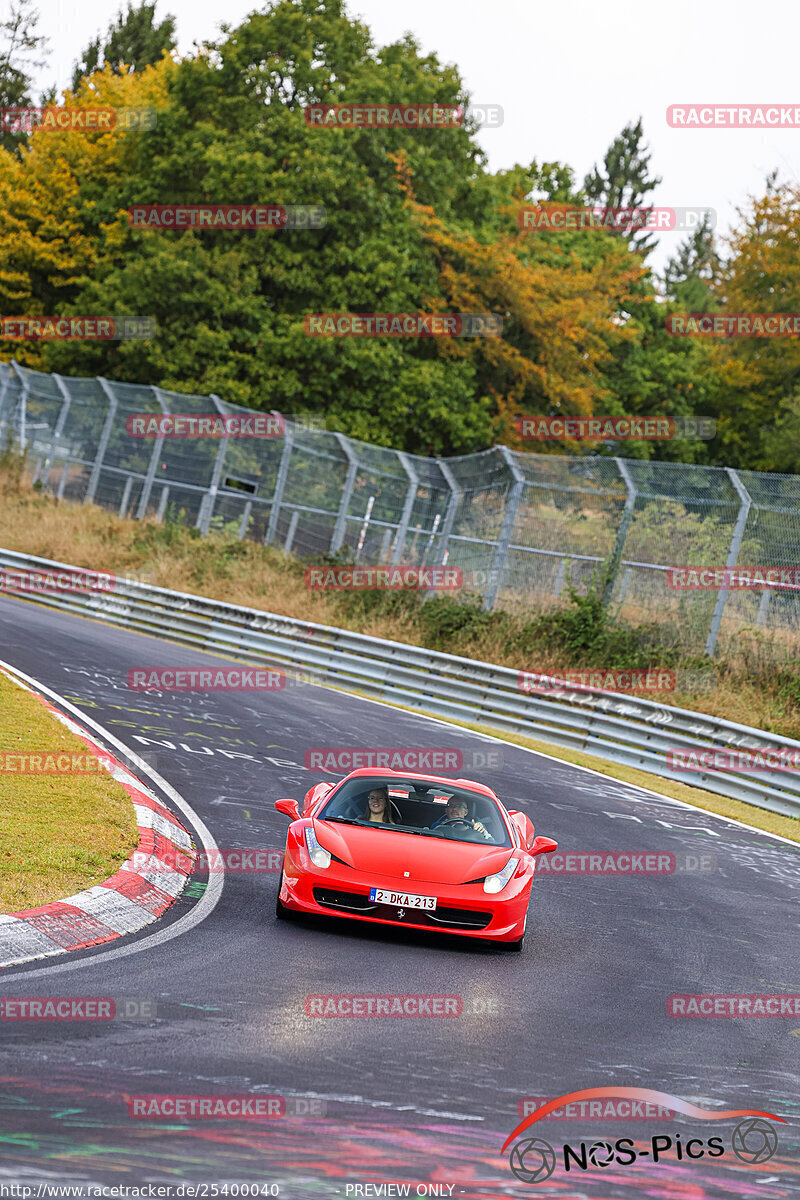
[0,671,139,912]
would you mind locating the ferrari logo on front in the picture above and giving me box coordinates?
[398,908,405,919]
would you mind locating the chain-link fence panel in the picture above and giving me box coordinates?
[5,356,800,660]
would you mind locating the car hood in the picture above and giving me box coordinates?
[313,819,513,885]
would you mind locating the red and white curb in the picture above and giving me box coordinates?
[0,668,196,969]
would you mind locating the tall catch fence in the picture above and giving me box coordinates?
[2,357,800,660]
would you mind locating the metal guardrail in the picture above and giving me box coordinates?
[2,546,799,821]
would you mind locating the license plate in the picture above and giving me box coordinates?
[369,888,436,910]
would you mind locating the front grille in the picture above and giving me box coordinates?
[312,888,492,930]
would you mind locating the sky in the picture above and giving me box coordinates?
[26,0,800,275]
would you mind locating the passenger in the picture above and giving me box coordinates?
[430,796,491,840]
[361,786,395,824]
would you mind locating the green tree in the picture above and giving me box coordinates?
[662,211,723,312]
[583,118,662,256]
[71,0,176,92]
[0,0,49,156]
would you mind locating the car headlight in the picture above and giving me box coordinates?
[304,825,331,869]
[483,856,518,893]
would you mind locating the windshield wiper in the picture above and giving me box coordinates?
[323,816,365,826]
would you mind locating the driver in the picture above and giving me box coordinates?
[429,796,491,840]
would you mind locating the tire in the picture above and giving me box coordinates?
[502,911,526,952]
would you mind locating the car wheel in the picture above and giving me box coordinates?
[502,912,526,951]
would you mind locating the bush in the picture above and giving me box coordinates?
[526,573,671,667]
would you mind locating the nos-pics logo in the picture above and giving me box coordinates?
[503,1088,783,1184]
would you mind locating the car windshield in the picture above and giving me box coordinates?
[317,777,512,847]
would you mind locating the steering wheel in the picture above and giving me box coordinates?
[437,817,473,833]
[439,816,494,841]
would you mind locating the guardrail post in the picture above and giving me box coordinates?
[85,378,119,504]
[119,475,134,518]
[135,387,168,519]
[238,500,253,540]
[705,468,752,657]
[356,495,375,561]
[56,461,69,500]
[0,363,12,443]
[284,509,300,554]
[11,361,27,451]
[330,433,359,553]
[482,446,525,611]
[392,452,419,564]
[602,458,638,606]
[156,485,170,522]
[436,458,462,565]
[423,514,441,564]
[41,375,73,487]
[196,394,229,534]
[264,423,294,546]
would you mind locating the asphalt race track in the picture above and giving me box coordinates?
[1,592,799,1198]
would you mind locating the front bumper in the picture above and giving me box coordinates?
[279,843,531,942]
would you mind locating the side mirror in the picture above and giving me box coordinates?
[274,798,301,821]
[529,835,558,856]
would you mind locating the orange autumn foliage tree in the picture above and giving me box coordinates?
[0,59,172,371]
[398,159,646,451]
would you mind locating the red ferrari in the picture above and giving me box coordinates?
[274,768,557,951]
